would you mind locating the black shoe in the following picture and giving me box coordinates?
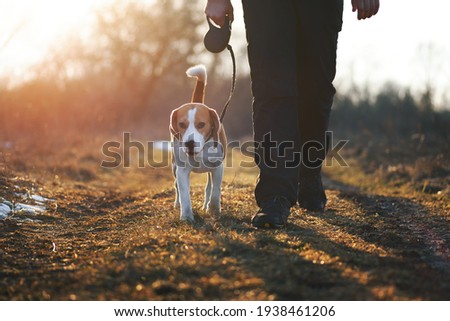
[251,195,291,229]
[298,174,327,212]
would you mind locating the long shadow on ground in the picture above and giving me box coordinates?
[1,176,449,300]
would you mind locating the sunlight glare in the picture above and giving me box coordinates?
[0,0,113,79]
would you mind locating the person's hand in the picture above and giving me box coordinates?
[352,0,380,20]
[205,0,234,27]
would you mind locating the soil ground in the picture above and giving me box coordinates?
[0,140,449,300]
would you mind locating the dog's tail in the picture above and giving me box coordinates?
[186,65,207,104]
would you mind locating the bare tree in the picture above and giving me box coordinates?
[90,0,204,109]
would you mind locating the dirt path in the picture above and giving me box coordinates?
[0,154,449,300]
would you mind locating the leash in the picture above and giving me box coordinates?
[204,15,236,123]
[203,44,236,149]
[220,44,236,123]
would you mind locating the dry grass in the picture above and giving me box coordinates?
[0,139,449,300]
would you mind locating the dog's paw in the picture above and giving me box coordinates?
[206,204,221,216]
[180,211,195,223]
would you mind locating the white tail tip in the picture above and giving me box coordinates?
[186,64,207,85]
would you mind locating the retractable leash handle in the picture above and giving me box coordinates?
[204,15,231,53]
[203,15,236,123]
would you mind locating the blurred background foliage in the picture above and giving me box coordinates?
[0,0,449,158]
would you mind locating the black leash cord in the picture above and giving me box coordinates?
[219,44,236,123]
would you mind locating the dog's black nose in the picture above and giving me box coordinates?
[184,140,196,151]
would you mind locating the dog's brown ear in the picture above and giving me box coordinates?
[169,109,181,140]
[209,108,221,145]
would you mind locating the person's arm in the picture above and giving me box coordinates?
[205,0,234,27]
[352,0,380,20]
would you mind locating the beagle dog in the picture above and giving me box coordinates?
[169,65,227,222]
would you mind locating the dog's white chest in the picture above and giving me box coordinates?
[173,139,224,173]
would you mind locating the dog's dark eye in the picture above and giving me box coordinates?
[197,122,205,129]
[179,122,187,129]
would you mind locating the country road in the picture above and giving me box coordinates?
[1,147,448,300]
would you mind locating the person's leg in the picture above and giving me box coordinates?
[242,0,299,210]
[295,0,343,210]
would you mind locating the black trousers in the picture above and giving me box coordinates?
[242,0,343,207]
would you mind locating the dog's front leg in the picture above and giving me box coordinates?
[206,163,223,215]
[172,163,180,208]
[203,172,212,211]
[176,166,194,222]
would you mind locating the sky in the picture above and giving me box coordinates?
[335,0,450,104]
[0,0,108,79]
[1,0,449,107]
